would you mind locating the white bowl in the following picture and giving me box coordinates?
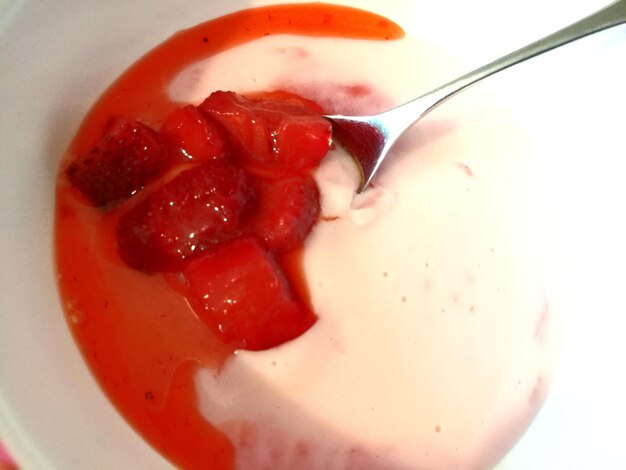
[1,0,625,468]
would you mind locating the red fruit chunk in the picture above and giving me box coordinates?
[160,105,228,162]
[199,91,331,176]
[117,163,255,272]
[184,237,317,350]
[65,117,169,208]
[250,175,320,252]
[250,90,325,114]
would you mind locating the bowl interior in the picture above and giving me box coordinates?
[1,0,625,468]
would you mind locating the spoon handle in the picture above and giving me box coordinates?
[395,0,626,124]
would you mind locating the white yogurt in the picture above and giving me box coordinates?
[170,34,563,469]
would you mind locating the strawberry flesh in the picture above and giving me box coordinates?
[160,105,228,163]
[184,237,317,351]
[199,91,331,176]
[249,90,326,114]
[250,175,320,252]
[65,117,170,208]
[117,162,256,272]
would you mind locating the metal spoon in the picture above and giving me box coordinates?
[326,0,626,193]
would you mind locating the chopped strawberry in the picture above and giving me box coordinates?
[199,91,331,176]
[248,90,326,114]
[65,117,169,208]
[117,163,256,272]
[250,175,320,252]
[160,105,228,163]
[183,237,317,350]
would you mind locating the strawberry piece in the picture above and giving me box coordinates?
[249,90,325,114]
[184,237,317,350]
[117,162,256,272]
[199,91,331,176]
[160,105,228,163]
[65,117,169,208]
[250,175,320,252]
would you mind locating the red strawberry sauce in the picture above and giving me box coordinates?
[55,4,403,469]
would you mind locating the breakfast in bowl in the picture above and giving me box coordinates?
[52,3,566,469]
[0,0,575,468]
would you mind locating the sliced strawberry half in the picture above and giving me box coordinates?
[250,175,320,252]
[199,91,331,177]
[117,162,256,272]
[160,105,228,163]
[184,237,317,351]
[65,116,170,208]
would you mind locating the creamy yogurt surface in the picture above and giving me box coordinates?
[170,34,563,469]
